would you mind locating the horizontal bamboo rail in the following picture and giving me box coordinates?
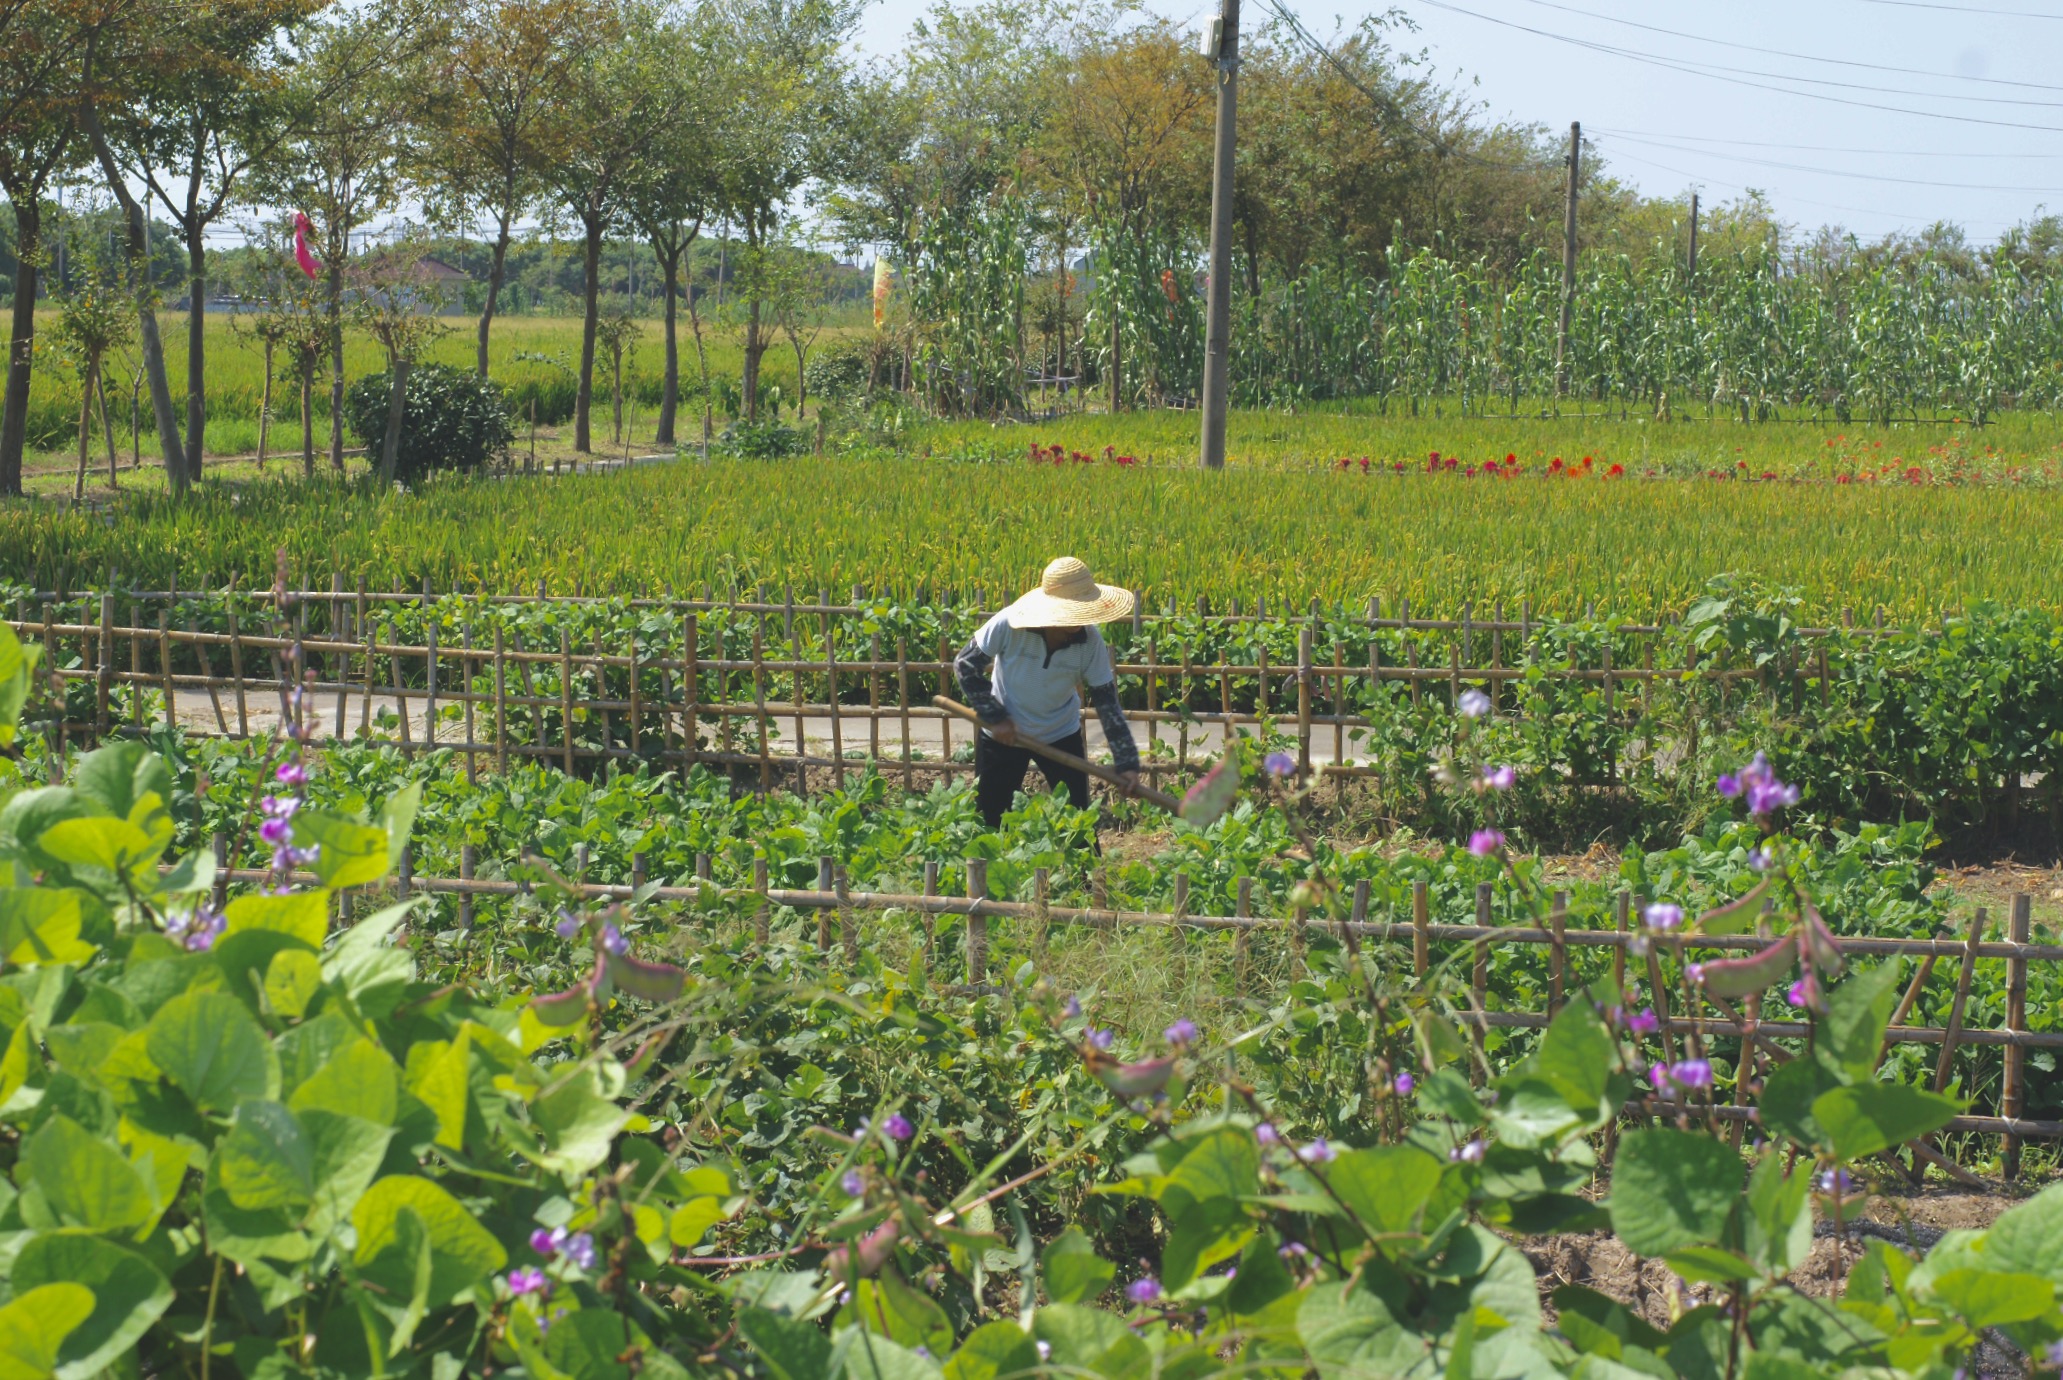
[242,858,2057,1147]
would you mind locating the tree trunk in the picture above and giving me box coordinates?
[0,199,37,497]
[185,224,207,483]
[80,105,186,488]
[301,370,314,479]
[257,340,273,468]
[742,294,764,424]
[74,359,95,501]
[99,370,117,488]
[655,245,680,444]
[574,216,600,453]
[477,209,512,377]
[327,256,346,473]
[380,357,410,484]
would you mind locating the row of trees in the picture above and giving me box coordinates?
[1,0,858,496]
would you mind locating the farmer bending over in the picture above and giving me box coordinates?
[954,556,1141,827]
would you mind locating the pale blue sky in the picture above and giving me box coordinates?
[855,0,2063,243]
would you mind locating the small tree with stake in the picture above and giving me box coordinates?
[593,302,642,448]
[349,241,451,484]
[47,247,133,500]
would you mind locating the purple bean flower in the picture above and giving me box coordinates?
[275,760,308,786]
[561,1232,598,1270]
[1088,1027,1115,1051]
[1393,1073,1415,1096]
[1457,689,1491,718]
[1747,846,1776,873]
[881,1114,914,1141]
[1255,1122,1279,1144]
[1036,1341,1053,1362]
[1467,829,1505,858]
[1450,1139,1485,1163]
[1063,995,1082,1018]
[1278,1241,1309,1257]
[2044,1341,2063,1369]
[1263,751,1297,778]
[1672,1059,1714,1089]
[1297,1139,1336,1164]
[506,1267,551,1296]
[530,1227,557,1256]
[842,1170,865,1197]
[1818,1169,1853,1195]
[259,816,292,846]
[1628,1007,1660,1036]
[1643,902,1684,931]
[163,904,225,953]
[1722,752,1799,817]
[1163,1018,1198,1047]
[1717,773,1741,798]
[1788,973,1820,1009]
[1126,1277,1162,1305]
[555,912,583,939]
[600,923,629,956]
[1480,764,1517,791]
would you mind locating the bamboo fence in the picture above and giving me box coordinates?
[6,585,1895,798]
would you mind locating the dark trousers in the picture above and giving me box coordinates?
[975,728,1090,826]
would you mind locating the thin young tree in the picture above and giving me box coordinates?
[90,0,322,486]
[251,0,433,474]
[537,0,694,453]
[350,240,451,484]
[415,0,588,377]
[49,245,131,498]
[0,0,81,497]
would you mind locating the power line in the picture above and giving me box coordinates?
[1594,144,2023,229]
[1261,0,1561,171]
[1515,0,2063,93]
[1602,132,2063,193]
[1594,128,2063,159]
[1414,0,2063,132]
[1858,0,2063,17]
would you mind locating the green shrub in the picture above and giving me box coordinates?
[344,362,515,479]
[720,418,806,458]
[804,338,872,401]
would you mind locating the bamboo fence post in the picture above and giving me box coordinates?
[825,616,845,788]
[936,631,953,773]
[1291,886,1308,978]
[128,598,142,733]
[328,571,346,734]
[1603,641,1616,784]
[185,613,227,734]
[493,628,509,775]
[627,629,642,756]
[1234,876,1252,997]
[1296,625,1313,777]
[1144,629,1160,795]
[1413,880,1430,976]
[2006,893,2033,1179]
[94,591,112,738]
[921,860,940,974]
[224,595,249,738]
[423,581,439,744]
[458,845,476,931]
[752,620,772,790]
[682,613,699,772]
[868,632,882,767]
[356,578,371,732]
[1933,907,1989,1093]
[589,630,611,755]
[787,587,805,790]
[390,613,413,750]
[965,858,988,985]
[557,629,574,773]
[1330,639,1344,770]
[1173,873,1190,923]
[157,609,175,732]
[897,637,914,788]
[1613,891,1629,992]
[1257,641,1270,720]
[1178,641,1193,783]
[1549,890,1568,1013]
[753,858,770,945]
[815,856,833,950]
[1033,865,1050,962]
[461,616,477,783]
[836,863,858,964]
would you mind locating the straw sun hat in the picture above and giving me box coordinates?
[1007,557,1135,628]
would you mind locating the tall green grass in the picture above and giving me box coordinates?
[7,451,2058,619]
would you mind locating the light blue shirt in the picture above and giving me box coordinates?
[972,612,1117,743]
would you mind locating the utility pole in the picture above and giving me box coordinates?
[1553,120,1580,399]
[1687,190,1700,284]
[1197,0,1240,470]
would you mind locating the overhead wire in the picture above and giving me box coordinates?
[1511,0,2063,93]
[1413,0,2063,132]
[1592,128,2063,159]
[1600,132,2063,193]
[1857,0,2063,17]
[1591,141,2023,229]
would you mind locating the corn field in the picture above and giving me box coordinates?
[906,218,2063,424]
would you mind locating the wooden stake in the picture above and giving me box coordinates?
[493,627,509,775]
[558,628,575,774]
[1413,880,1430,976]
[2005,893,2032,1179]
[965,858,988,985]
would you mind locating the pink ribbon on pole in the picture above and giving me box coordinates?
[292,212,322,279]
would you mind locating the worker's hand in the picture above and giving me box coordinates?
[1117,770,1141,796]
[986,719,1019,746]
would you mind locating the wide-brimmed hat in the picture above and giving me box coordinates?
[1007,556,1134,627]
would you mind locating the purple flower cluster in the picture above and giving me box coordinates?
[1456,689,1491,719]
[1642,902,1684,931]
[1263,751,1297,779]
[1478,764,1517,791]
[841,1169,866,1197]
[530,1226,598,1270]
[1087,1027,1115,1051]
[1648,1059,1714,1096]
[1296,1139,1336,1164]
[1788,972,1822,1009]
[1126,1277,1162,1305]
[1163,1018,1198,1047]
[163,904,225,953]
[1449,1139,1485,1163]
[506,1266,551,1296]
[1817,1168,1854,1195]
[259,795,319,874]
[861,1113,914,1142]
[1393,1073,1415,1096]
[1467,829,1505,858]
[1718,752,1800,818]
[1627,1007,1660,1035]
[600,922,629,956]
